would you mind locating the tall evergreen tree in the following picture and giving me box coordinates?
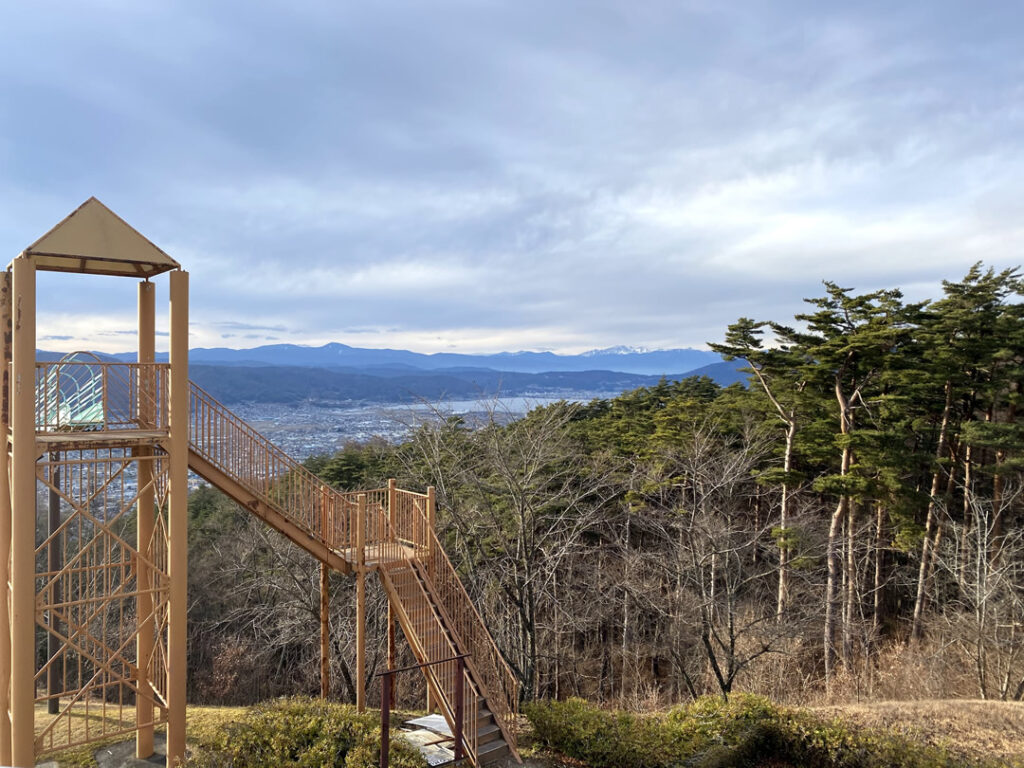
[777,283,919,685]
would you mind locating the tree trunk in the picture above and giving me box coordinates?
[991,400,1014,561]
[824,492,847,690]
[871,503,886,648]
[776,418,796,621]
[911,380,953,640]
[825,376,854,690]
[843,501,857,664]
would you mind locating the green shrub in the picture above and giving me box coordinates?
[525,698,677,768]
[184,697,427,768]
[527,695,1000,768]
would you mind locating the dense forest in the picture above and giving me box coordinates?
[186,263,1024,710]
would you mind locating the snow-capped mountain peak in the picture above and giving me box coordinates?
[581,345,652,357]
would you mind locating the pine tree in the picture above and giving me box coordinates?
[779,283,919,686]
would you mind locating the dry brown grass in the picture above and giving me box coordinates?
[815,699,1024,765]
[35,704,249,767]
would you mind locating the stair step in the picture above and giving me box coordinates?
[475,710,495,727]
[476,738,509,764]
[477,723,501,745]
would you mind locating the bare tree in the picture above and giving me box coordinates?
[636,418,808,699]
[398,399,615,699]
[935,481,1024,700]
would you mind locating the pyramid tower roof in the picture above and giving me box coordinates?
[22,197,180,277]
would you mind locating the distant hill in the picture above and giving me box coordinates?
[680,360,750,387]
[108,342,721,376]
[187,363,747,405]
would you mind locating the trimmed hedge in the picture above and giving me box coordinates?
[184,697,426,768]
[526,695,1007,768]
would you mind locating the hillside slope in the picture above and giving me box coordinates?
[816,700,1024,765]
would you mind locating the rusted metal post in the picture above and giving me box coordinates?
[136,278,155,758]
[0,270,12,765]
[454,656,465,762]
[10,255,35,767]
[380,670,391,768]
[167,269,189,765]
[356,493,366,712]
[46,459,61,715]
[320,562,330,699]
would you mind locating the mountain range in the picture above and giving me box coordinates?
[106,342,722,376]
[39,343,747,405]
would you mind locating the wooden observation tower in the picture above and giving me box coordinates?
[1,198,189,766]
[1,200,519,767]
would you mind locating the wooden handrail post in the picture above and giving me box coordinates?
[380,671,391,768]
[320,486,329,547]
[454,656,465,762]
[356,493,366,569]
[387,606,396,705]
[387,479,398,705]
[356,493,366,712]
[387,478,396,543]
[426,485,436,571]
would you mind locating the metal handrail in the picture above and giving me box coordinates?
[35,361,170,432]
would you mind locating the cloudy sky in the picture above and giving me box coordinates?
[1,1,1021,354]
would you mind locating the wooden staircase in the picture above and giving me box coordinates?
[382,561,512,764]
[187,382,520,765]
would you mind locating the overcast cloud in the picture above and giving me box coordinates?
[2,1,1021,354]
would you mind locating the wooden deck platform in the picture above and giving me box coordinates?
[336,542,415,568]
[35,429,168,452]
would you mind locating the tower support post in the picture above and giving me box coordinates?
[136,279,156,758]
[10,256,35,768]
[167,270,189,765]
[0,270,12,765]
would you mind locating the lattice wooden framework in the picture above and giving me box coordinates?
[33,447,171,754]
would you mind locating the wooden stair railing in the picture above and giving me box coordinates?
[185,382,519,763]
[188,382,358,553]
[378,562,484,763]
[389,489,520,753]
